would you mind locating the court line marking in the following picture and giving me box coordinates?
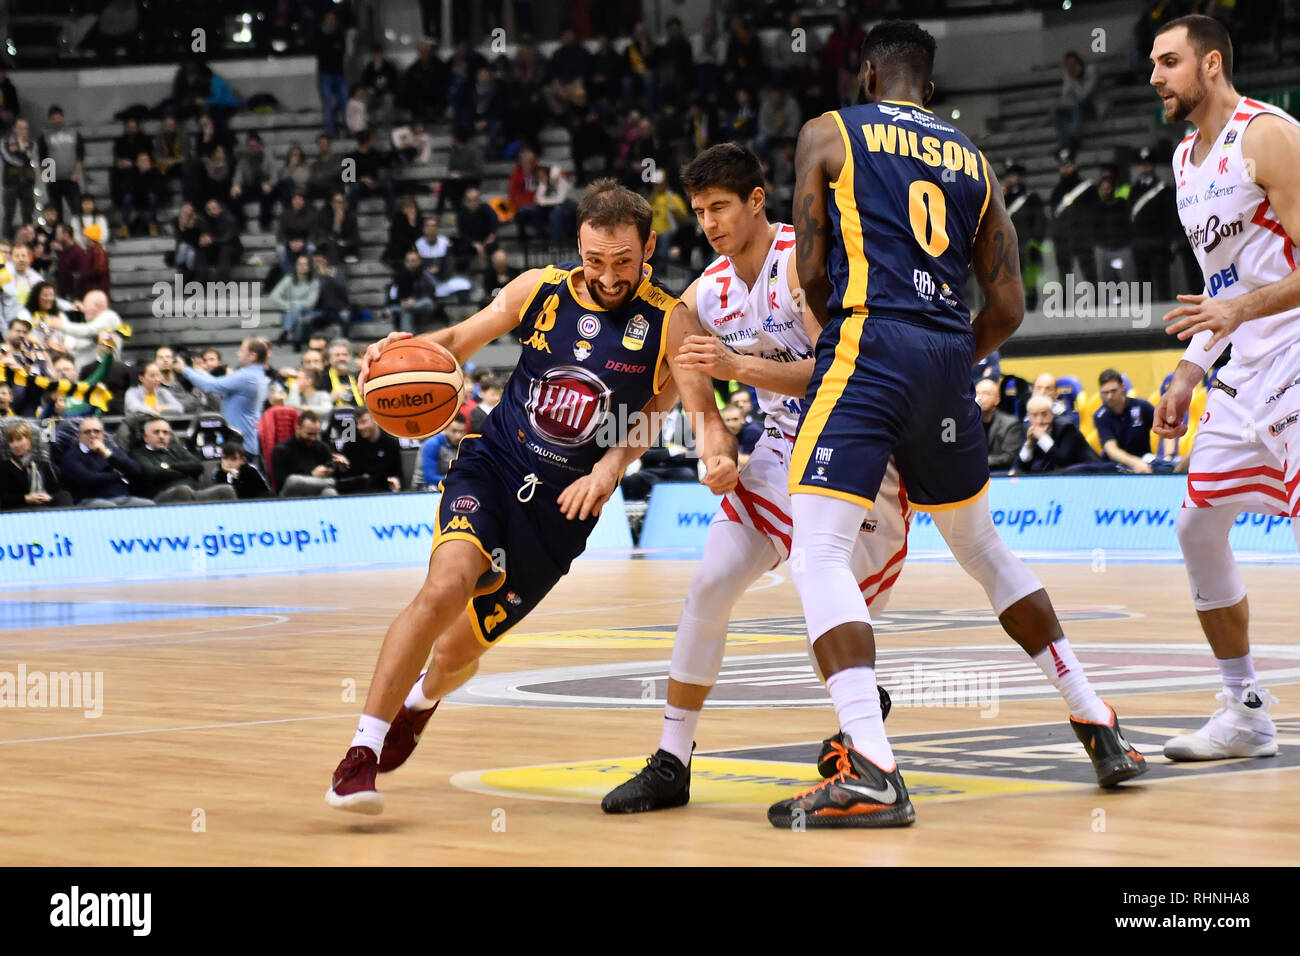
[0,614,293,652]
[0,712,359,746]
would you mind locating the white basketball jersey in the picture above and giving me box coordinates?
[1174,96,1300,368]
[693,223,811,438]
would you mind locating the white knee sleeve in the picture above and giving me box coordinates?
[930,495,1043,616]
[1176,506,1247,611]
[669,520,779,686]
[790,494,872,643]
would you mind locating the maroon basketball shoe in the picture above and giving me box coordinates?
[326,746,384,814]
[378,700,439,773]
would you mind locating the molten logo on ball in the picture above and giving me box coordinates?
[374,391,435,410]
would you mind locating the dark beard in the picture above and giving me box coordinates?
[1170,75,1209,122]
[588,264,640,310]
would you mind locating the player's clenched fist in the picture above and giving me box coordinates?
[701,455,738,495]
[1153,383,1192,439]
[358,331,413,388]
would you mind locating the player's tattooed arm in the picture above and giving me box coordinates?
[1167,114,1300,344]
[970,166,1025,362]
[358,269,544,385]
[666,302,739,494]
[793,115,834,327]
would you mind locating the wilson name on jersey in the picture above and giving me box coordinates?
[695,223,810,438]
[488,263,676,486]
[1174,96,1300,367]
[824,100,992,336]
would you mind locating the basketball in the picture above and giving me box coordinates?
[362,339,464,440]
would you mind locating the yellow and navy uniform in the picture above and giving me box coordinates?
[793,100,994,511]
[436,262,676,645]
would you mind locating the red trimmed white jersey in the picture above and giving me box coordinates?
[1174,96,1300,369]
[694,223,810,439]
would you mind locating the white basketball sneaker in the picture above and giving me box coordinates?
[1164,681,1279,761]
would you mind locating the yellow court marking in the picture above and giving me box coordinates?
[450,756,1078,806]
[501,629,804,649]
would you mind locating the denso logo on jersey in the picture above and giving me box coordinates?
[526,366,611,448]
[1208,263,1240,297]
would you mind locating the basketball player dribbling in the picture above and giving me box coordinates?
[769,20,1147,829]
[326,180,739,814]
[602,143,911,813]
[1151,15,1300,760]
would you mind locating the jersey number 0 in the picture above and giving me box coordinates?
[908,180,950,257]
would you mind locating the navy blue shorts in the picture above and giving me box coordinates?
[435,435,598,645]
[790,315,989,511]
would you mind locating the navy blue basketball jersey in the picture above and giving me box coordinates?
[485,262,677,487]
[824,100,992,336]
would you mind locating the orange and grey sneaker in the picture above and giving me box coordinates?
[769,738,915,830]
[1070,704,1148,788]
[378,693,439,773]
[326,746,384,815]
[816,685,892,778]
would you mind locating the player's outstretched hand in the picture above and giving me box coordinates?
[701,455,738,495]
[1162,294,1243,349]
[1153,382,1192,438]
[558,465,618,521]
[358,331,413,389]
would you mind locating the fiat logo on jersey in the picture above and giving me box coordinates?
[578,314,601,338]
[527,366,611,448]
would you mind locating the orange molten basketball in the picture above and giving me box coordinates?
[362,339,464,440]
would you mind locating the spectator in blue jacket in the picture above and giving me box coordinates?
[59,416,153,506]
[177,338,269,457]
[419,413,467,488]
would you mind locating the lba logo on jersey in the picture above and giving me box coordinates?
[526,366,611,447]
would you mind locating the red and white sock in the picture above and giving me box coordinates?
[1032,638,1111,723]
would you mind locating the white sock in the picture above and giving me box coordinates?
[1217,653,1257,702]
[1032,638,1111,723]
[350,713,391,759]
[826,666,894,769]
[658,704,700,766]
[404,673,438,712]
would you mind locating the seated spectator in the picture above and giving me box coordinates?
[1094,368,1156,473]
[193,143,234,208]
[120,152,166,237]
[756,87,801,161]
[1030,372,1079,428]
[481,249,516,308]
[435,126,484,214]
[229,132,276,232]
[347,130,396,219]
[76,196,111,249]
[125,362,185,416]
[196,198,241,283]
[176,339,269,458]
[340,408,403,492]
[4,242,43,308]
[382,194,424,270]
[391,121,432,166]
[1050,51,1099,148]
[154,114,187,183]
[1,422,72,509]
[973,349,1002,386]
[172,201,201,279]
[721,401,760,467]
[536,166,577,241]
[346,85,371,137]
[2,316,51,379]
[1014,394,1100,474]
[453,187,499,270]
[726,88,757,144]
[419,412,467,487]
[37,351,113,419]
[508,148,544,244]
[211,441,270,499]
[303,255,352,342]
[390,250,439,334]
[314,190,361,264]
[275,144,311,204]
[60,416,153,506]
[268,254,320,348]
[275,189,317,276]
[728,387,757,425]
[271,409,345,496]
[308,134,341,202]
[0,382,15,418]
[976,377,1024,473]
[324,338,361,405]
[286,366,332,416]
[359,43,400,138]
[131,417,236,503]
[51,224,92,300]
[565,86,615,186]
[469,376,503,432]
[415,217,451,278]
[648,170,690,268]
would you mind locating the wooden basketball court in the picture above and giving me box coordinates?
[4,557,1297,866]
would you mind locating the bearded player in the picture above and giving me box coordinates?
[327,180,739,814]
[602,143,911,814]
[768,20,1147,830]
[1151,15,1300,761]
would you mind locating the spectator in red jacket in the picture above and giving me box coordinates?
[52,223,91,300]
[508,148,544,245]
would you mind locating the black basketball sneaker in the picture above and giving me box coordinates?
[816,685,892,778]
[768,737,915,829]
[601,746,692,813]
[1070,704,1149,787]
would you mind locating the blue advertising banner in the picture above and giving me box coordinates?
[638,476,1296,554]
[0,489,632,587]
